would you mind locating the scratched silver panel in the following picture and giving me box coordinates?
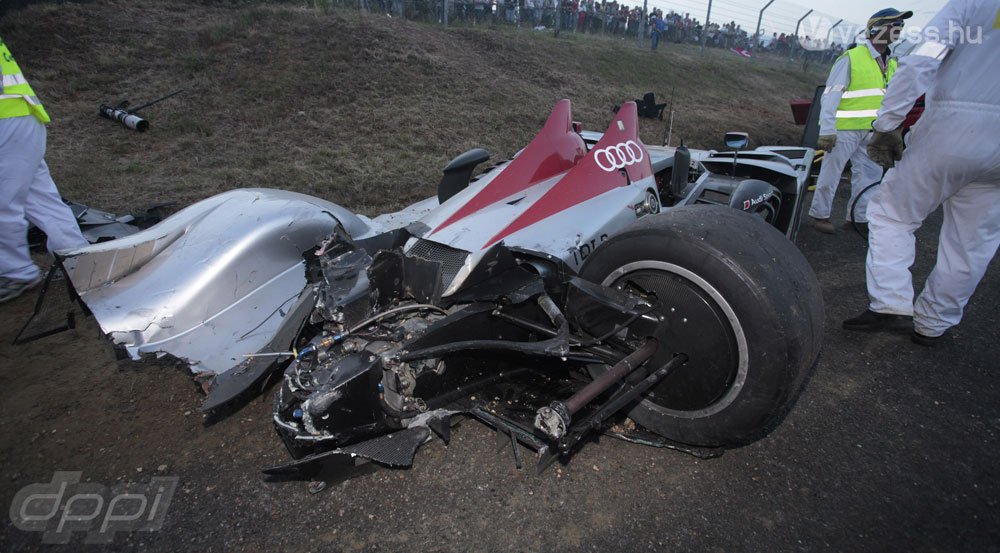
[59,188,373,375]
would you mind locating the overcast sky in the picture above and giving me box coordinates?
[809,0,947,27]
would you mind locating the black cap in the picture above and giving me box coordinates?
[867,8,913,29]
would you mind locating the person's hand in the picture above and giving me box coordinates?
[867,128,904,169]
[816,134,836,152]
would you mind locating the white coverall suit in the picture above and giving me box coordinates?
[0,114,87,282]
[866,0,1000,337]
[808,39,889,224]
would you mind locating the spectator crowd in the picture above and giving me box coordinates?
[356,0,849,61]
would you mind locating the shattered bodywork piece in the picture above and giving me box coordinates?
[59,189,375,387]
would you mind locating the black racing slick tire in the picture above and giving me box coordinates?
[580,205,824,448]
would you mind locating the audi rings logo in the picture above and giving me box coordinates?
[594,141,645,172]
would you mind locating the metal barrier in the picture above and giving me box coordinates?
[296,0,849,64]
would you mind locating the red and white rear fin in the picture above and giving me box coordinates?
[586,101,652,184]
[484,101,651,247]
[431,99,587,235]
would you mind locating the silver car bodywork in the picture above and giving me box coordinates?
[60,188,373,375]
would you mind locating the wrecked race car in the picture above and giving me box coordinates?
[55,100,824,473]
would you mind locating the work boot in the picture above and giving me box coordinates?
[811,217,835,234]
[842,309,912,332]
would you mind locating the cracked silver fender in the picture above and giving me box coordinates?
[59,188,374,401]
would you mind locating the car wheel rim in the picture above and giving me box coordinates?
[602,261,749,418]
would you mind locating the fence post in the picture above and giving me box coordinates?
[750,0,774,57]
[824,19,843,47]
[699,0,712,55]
[443,0,448,26]
[790,9,813,62]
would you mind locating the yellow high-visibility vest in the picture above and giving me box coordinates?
[835,45,897,131]
[0,39,51,124]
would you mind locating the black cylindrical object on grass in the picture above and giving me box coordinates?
[99,104,150,132]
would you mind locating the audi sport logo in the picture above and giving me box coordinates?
[594,140,645,172]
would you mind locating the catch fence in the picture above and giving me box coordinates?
[306,0,864,65]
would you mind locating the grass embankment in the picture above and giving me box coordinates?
[1,1,823,216]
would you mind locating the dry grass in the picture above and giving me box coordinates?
[1,1,823,216]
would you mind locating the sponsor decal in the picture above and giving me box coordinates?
[594,140,645,173]
[571,233,609,266]
[742,193,770,211]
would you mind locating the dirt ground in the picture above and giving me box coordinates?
[0,185,998,553]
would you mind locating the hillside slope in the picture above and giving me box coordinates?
[1,1,821,215]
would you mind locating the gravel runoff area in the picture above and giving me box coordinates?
[0,186,997,553]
